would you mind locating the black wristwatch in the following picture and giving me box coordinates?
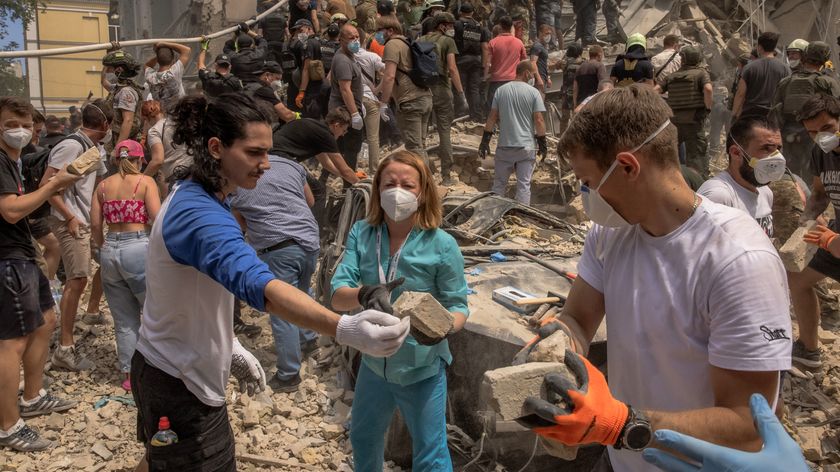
[615,406,652,451]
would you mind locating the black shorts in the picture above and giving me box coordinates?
[808,248,840,282]
[27,217,52,240]
[0,259,52,340]
[130,351,236,472]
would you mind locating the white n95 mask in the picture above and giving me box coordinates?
[815,131,840,154]
[747,150,786,184]
[380,187,418,222]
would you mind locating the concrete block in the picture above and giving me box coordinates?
[393,291,454,340]
[67,146,102,176]
[798,426,824,461]
[779,222,817,272]
[480,362,571,421]
[527,330,569,363]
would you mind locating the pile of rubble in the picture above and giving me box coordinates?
[1,299,412,472]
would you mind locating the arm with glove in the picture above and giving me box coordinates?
[480,108,499,159]
[804,224,840,258]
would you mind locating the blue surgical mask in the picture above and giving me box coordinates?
[374,31,386,44]
[348,39,361,54]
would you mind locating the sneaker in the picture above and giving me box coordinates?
[269,373,301,393]
[792,340,822,369]
[81,312,106,325]
[121,378,132,392]
[19,389,77,418]
[234,315,262,338]
[0,420,52,452]
[51,345,94,371]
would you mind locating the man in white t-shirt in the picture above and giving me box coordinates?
[698,117,784,238]
[144,41,192,112]
[521,85,791,472]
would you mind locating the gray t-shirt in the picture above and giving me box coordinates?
[491,81,546,150]
[329,50,364,113]
[48,131,106,226]
[148,118,191,181]
[740,57,790,118]
[145,61,186,112]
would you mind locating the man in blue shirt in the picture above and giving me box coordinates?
[480,60,547,205]
[231,155,320,392]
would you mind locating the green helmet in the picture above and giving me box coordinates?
[680,46,702,67]
[626,32,646,50]
[102,50,139,77]
[804,41,831,65]
[787,38,809,52]
[433,11,455,29]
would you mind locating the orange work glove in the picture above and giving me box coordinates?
[355,170,368,179]
[295,91,305,109]
[804,224,839,251]
[519,350,629,446]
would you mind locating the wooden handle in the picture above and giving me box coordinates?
[514,296,562,307]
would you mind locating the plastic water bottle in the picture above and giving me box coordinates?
[50,279,62,315]
[150,417,178,446]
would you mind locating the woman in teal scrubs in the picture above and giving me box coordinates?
[330,150,469,471]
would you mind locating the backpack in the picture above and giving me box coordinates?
[320,39,339,73]
[21,134,89,219]
[397,37,439,89]
[457,19,483,56]
[279,43,299,73]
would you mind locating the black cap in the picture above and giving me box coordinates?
[459,2,474,13]
[262,61,283,74]
[377,0,395,15]
[292,19,313,30]
[215,54,231,65]
[327,22,341,37]
[236,33,254,48]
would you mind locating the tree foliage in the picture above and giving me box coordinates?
[0,1,38,97]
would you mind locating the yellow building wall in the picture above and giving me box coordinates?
[33,1,110,115]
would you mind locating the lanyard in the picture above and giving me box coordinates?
[376,226,410,284]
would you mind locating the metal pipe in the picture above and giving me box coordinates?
[0,0,287,58]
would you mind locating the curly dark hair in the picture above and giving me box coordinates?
[170,93,273,194]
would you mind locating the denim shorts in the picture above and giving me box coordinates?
[0,259,52,340]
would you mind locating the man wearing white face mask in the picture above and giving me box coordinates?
[41,100,112,372]
[521,85,791,472]
[788,94,840,370]
[698,117,784,238]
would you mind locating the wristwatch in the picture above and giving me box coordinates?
[615,406,652,451]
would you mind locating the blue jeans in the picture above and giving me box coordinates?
[100,231,148,373]
[258,242,319,380]
[351,361,451,472]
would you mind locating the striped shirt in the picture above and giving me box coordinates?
[230,155,319,253]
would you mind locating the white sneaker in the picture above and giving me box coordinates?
[51,345,94,371]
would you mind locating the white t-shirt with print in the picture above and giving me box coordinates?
[698,170,774,237]
[145,61,185,110]
[577,198,791,472]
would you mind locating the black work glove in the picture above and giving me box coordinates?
[479,131,493,159]
[357,277,405,314]
[536,135,548,161]
[238,22,250,33]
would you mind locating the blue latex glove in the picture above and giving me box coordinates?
[642,394,809,472]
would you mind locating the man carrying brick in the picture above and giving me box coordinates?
[520,85,791,471]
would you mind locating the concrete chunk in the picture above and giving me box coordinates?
[392,291,454,339]
[527,330,569,363]
[779,222,817,272]
[480,362,571,421]
[67,146,102,176]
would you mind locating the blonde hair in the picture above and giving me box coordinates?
[367,150,442,230]
[118,153,142,178]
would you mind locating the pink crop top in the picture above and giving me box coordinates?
[101,178,149,225]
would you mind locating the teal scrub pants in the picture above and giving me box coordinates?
[350,361,451,471]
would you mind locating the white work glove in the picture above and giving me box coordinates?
[230,338,266,396]
[351,112,364,130]
[335,309,410,357]
[380,105,391,122]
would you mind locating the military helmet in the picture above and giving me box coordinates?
[804,41,831,65]
[680,46,702,67]
[422,0,445,11]
[102,50,139,77]
[433,12,456,29]
[787,38,809,52]
[626,33,646,50]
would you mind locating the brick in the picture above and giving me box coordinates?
[779,222,818,272]
[392,291,454,340]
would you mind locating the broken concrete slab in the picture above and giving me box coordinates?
[527,330,569,364]
[779,222,818,272]
[393,291,454,340]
